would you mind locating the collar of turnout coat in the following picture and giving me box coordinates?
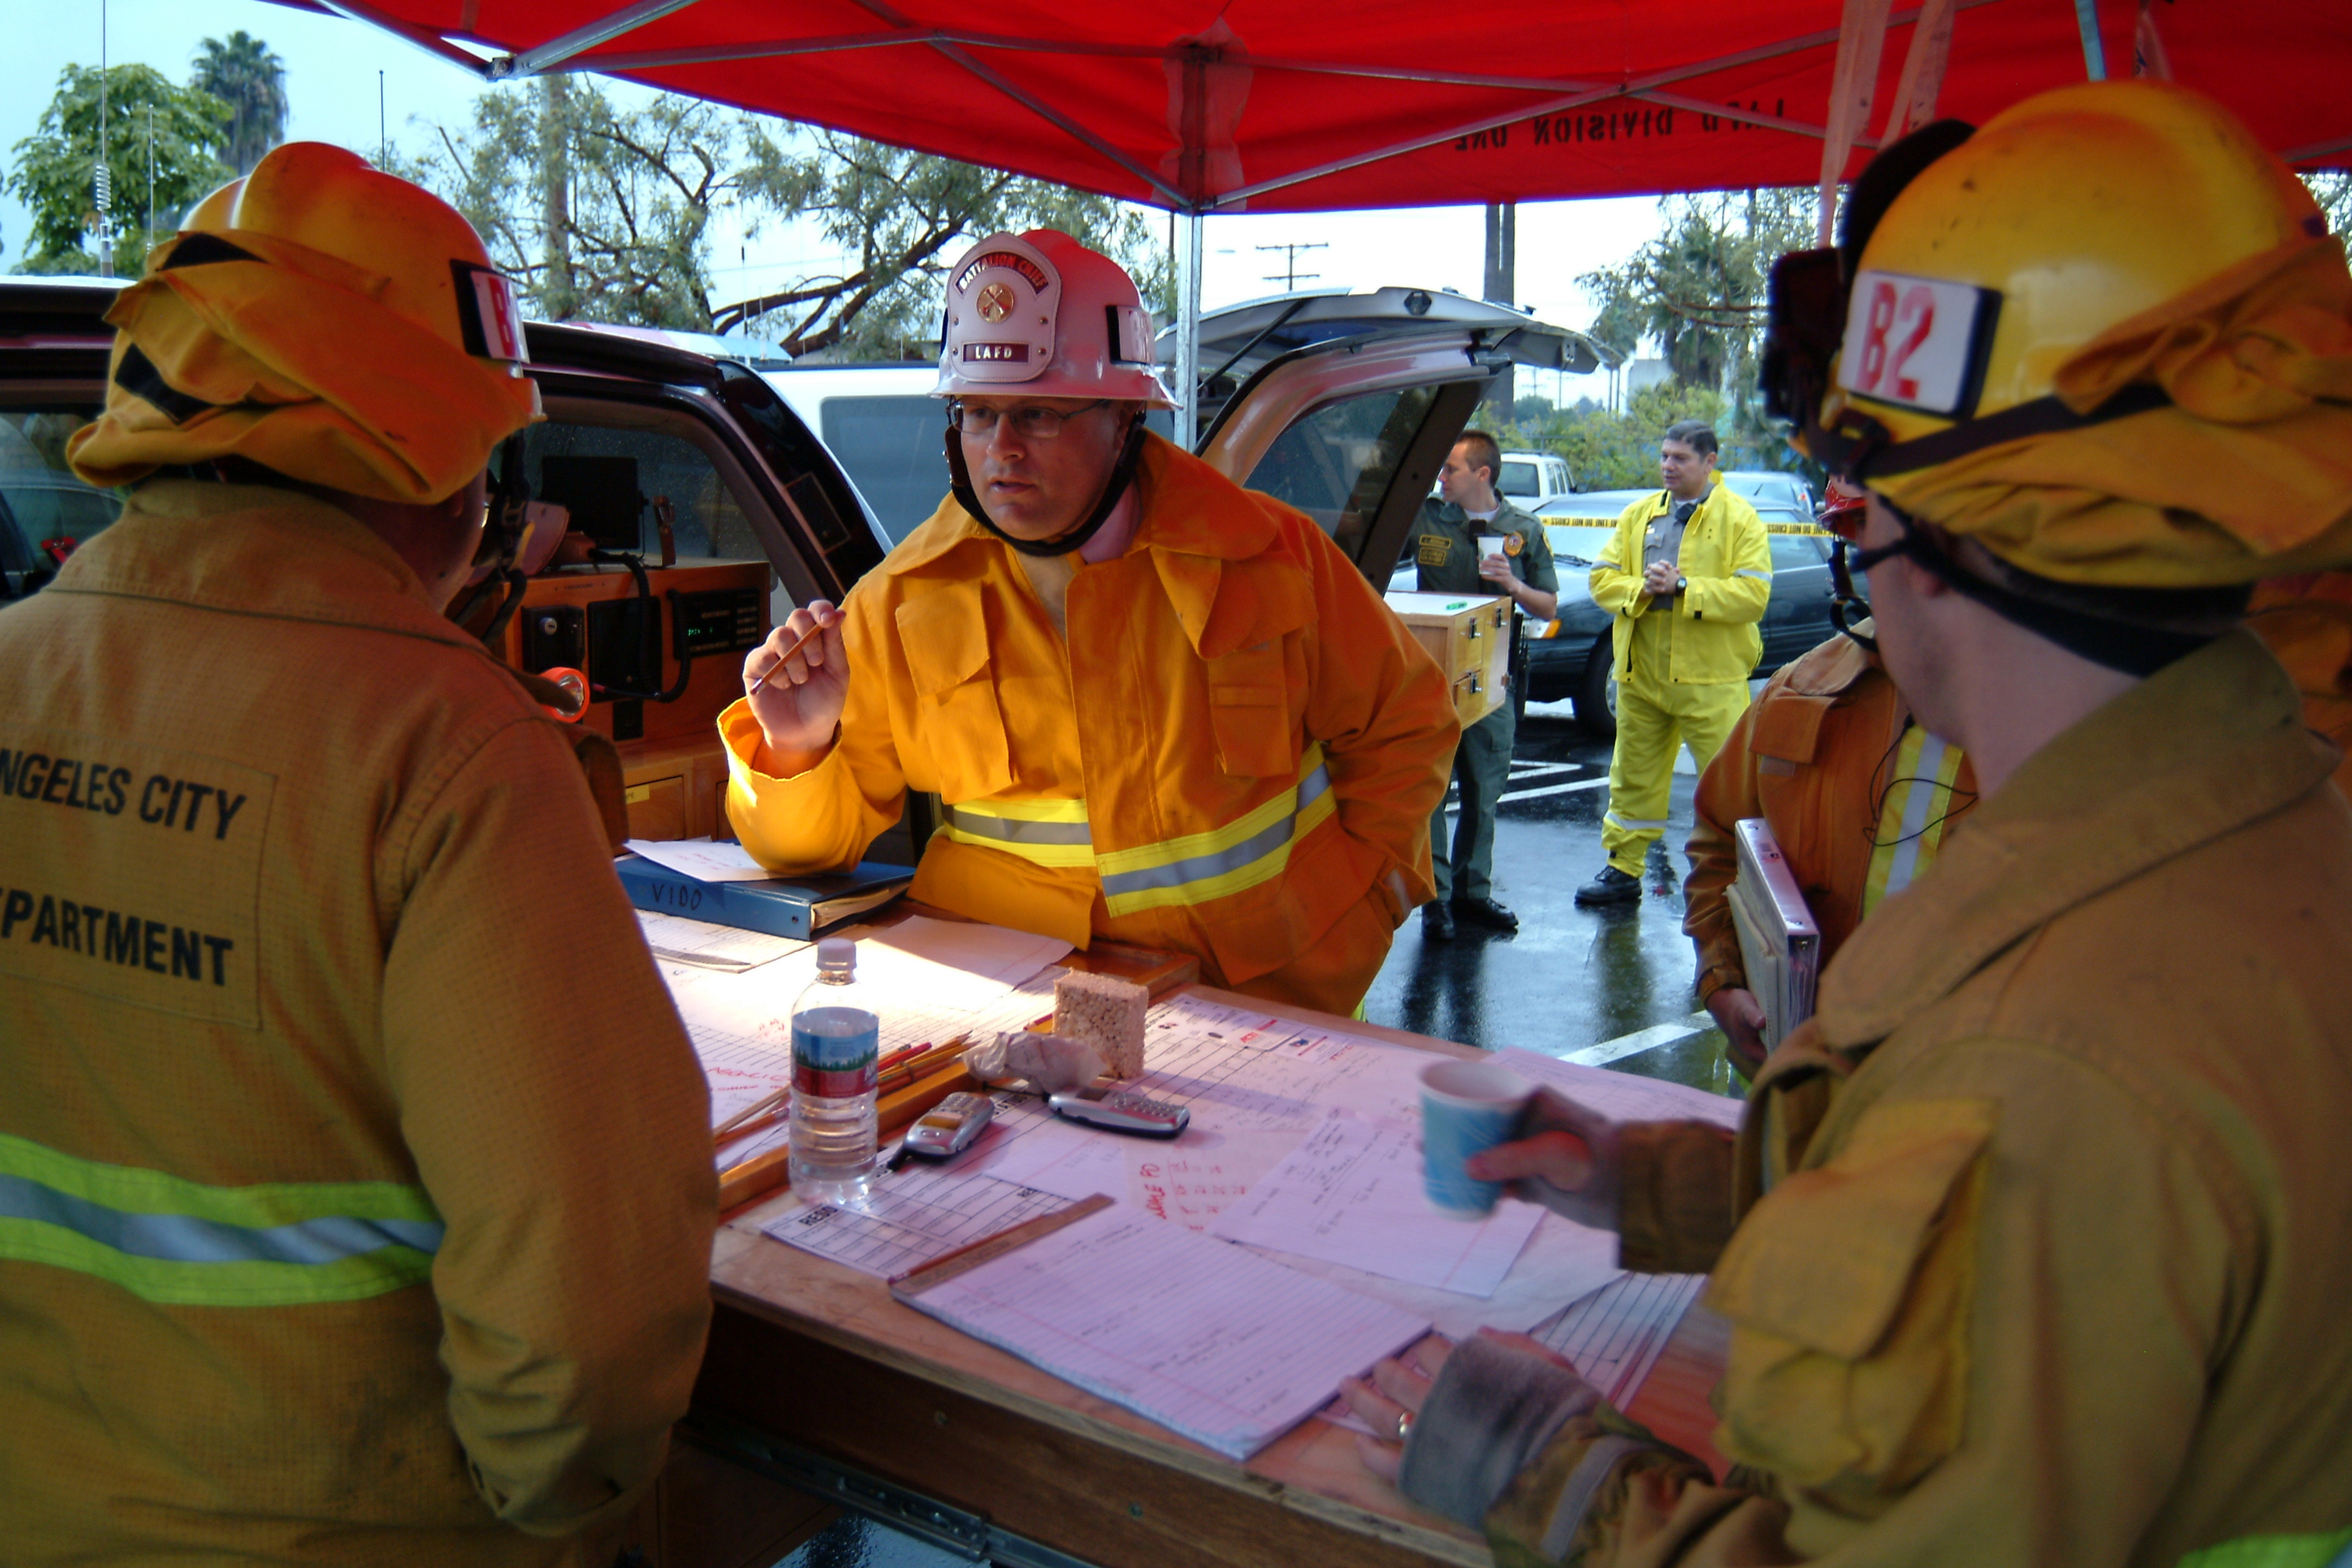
[1807,631,2333,1048]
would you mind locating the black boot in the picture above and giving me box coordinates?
[1420,902,1456,941]
[1573,866,1643,906]
[1451,897,1519,933]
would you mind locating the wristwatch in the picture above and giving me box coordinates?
[1674,575,1687,595]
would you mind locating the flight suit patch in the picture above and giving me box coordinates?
[0,728,273,1027]
[1416,534,1451,567]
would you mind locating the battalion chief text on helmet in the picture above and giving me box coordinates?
[726,231,1458,1017]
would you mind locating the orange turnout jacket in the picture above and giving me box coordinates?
[723,433,1459,1014]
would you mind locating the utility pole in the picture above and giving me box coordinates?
[145,103,153,257]
[1482,201,1517,419]
[1255,241,1326,290]
[379,72,387,166]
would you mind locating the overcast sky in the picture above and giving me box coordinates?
[9,0,1667,403]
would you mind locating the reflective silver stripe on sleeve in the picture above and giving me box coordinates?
[1734,569,1771,580]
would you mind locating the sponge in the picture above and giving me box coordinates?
[1053,970,1149,1079]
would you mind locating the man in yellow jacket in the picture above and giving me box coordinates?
[726,230,1458,1017]
[1346,83,2352,1565]
[0,145,716,1566]
[1577,422,1771,906]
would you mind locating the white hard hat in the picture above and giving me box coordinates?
[934,229,1177,408]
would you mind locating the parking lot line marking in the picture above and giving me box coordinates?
[1496,778,1611,803]
[1506,761,1585,779]
[1559,1011,1713,1068]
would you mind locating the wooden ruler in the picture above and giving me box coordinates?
[888,1192,1114,1298]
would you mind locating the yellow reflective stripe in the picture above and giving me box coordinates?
[937,796,1096,869]
[1863,726,1967,914]
[1099,746,1334,917]
[1097,745,1327,878]
[0,1132,440,1307]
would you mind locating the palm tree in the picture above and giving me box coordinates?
[191,32,287,176]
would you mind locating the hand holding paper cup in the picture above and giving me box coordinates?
[1418,1060,1532,1216]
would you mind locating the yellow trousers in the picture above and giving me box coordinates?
[1599,677,1751,876]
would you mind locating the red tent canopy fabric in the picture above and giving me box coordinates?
[311,0,2348,211]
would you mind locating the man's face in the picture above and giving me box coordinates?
[1659,439,1715,500]
[1438,443,1493,509]
[958,395,1131,542]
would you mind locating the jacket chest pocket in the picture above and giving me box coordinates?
[1206,641,1300,780]
[898,587,1012,802]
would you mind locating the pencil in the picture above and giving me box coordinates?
[744,620,826,698]
[712,1087,788,1142]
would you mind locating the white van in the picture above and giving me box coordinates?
[1496,450,1574,506]
[761,364,952,544]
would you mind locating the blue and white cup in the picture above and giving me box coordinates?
[1419,1060,1533,1217]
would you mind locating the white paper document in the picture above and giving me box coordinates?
[1208,1109,1544,1297]
[623,837,779,883]
[897,1201,1430,1460]
[1535,1271,1708,1409]
[635,910,808,971]
[767,1160,1073,1279]
[867,914,1071,988]
[1495,1048,1745,1129]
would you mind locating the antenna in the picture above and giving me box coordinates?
[380,72,387,166]
[96,0,111,277]
[1255,241,1325,290]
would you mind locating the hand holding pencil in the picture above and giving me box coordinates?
[743,600,849,773]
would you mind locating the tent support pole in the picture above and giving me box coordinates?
[1176,210,1205,451]
[2074,0,2109,80]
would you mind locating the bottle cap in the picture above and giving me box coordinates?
[816,936,856,972]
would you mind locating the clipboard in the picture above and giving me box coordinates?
[1728,817,1821,1051]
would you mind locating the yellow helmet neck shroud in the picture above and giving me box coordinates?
[69,142,540,506]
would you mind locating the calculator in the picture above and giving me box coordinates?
[901,1092,993,1160]
[1046,1084,1190,1139]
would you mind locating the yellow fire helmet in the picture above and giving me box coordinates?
[68,142,541,505]
[1762,81,2352,590]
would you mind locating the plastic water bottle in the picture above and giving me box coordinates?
[788,937,880,1208]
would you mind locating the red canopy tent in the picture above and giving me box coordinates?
[300,0,2347,213]
[292,0,2350,432]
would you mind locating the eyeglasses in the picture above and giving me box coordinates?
[947,399,1115,439]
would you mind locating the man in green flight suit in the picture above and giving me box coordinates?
[1412,429,1559,940]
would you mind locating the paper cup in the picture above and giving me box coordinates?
[1477,534,1507,562]
[1419,1060,1532,1216]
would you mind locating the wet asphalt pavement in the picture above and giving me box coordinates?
[1361,697,1741,1099]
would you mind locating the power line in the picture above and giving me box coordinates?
[1255,241,1326,290]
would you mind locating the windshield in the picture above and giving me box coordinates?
[2,406,122,597]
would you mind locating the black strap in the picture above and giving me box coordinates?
[1865,514,2234,676]
[114,344,219,425]
[1840,383,2176,480]
[943,415,1146,558]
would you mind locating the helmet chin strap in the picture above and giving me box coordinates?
[944,415,1147,558]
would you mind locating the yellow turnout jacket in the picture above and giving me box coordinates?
[724,433,1459,1013]
[0,483,716,1566]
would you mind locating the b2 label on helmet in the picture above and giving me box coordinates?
[1839,269,1997,417]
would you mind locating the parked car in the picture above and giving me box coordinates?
[1720,468,1818,519]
